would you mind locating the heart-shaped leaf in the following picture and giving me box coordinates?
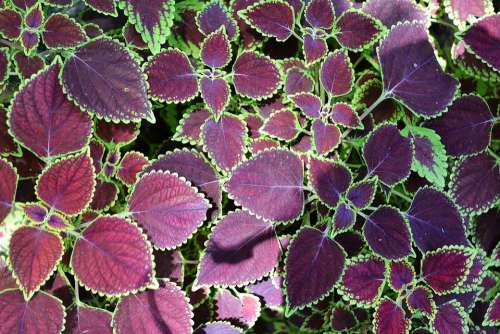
[197,2,238,40]
[433,301,467,334]
[0,9,22,39]
[330,307,356,331]
[239,1,294,41]
[116,151,149,186]
[388,260,415,291]
[320,50,353,96]
[65,305,112,334]
[201,28,231,68]
[312,119,341,155]
[373,298,409,334]
[90,180,118,211]
[407,286,435,317]
[335,9,382,50]
[42,13,85,48]
[463,14,500,71]
[303,34,328,65]
[174,108,211,144]
[0,158,17,223]
[347,179,376,209]
[331,103,361,128]
[13,51,45,79]
[200,77,230,117]
[262,109,300,141]
[333,203,356,231]
[95,120,139,147]
[305,0,335,29]
[291,93,321,119]
[308,157,351,209]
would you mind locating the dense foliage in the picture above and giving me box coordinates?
[0,0,499,333]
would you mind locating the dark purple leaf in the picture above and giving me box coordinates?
[95,120,139,147]
[335,231,365,257]
[425,95,493,157]
[128,171,210,249]
[362,0,429,27]
[12,51,45,80]
[200,78,230,117]
[239,1,294,41]
[85,0,116,16]
[226,149,304,222]
[262,109,300,141]
[71,216,154,295]
[36,152,95,215]
[388,260,414,291]
[248,275,284,309]
[305,0,335,29]
[0,290,65,334]
[90,180,118,211]
[407,286,435,316]
[0,158,17,223]
[373,298,409,334]
[291,93,321,119]
[25,5,43,29]
[0,50,7,86]
[308,157,351,208]
[331,0,352,16]
[11,0,37,9]
[197,2,238,40]
[195,322,243,334]
[347,179,376,209]
[333,203,355,231]
[285,227,345,309]
[113,282,193,334]
[0,9,21,39]
[89,141,104,175]
[303,34,328,65]
[320,50,353,96]
[195,210,279,287]
[174,108,211,144]
[422,246,473,294]
[9,63,92,158]
[484,295,500,327]
[42,13,85,48]
[292,135,312,154]
[473,209,500,253]
[0,108,18,156]
[202,115,246,171]
[215,289,261,326]
[117,151,148,186]
[122,23,147,49]
[378,22,459,117]
[21,31,39,53]
[201,28,231,68]
[312,119,341,155]
[232,51,280,99]
[330,307,356,331]
[66,305,112,334]
[363,206,412,259]
[450,153,500,213]
[331,103,361,128]
[22,203,47,222]
[433,302,467,334]
[363,124,413,186]
[335,9,382,50]
[285,68,314,95]
[154,249,184,284]
[445,0,492,28]
[339,256,385,307]
[62,38,153,122]
[463,14,500,71]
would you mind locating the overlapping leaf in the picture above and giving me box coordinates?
[0,158,17,223]
[335,9,382,50]
[42,14,86,48]
[388,260,414,291]
[239,0,294,41]
[320,51,353,96]
[197,2,238,40]
[432,302,467,334]
[308,157,351,208]
[362,0,429,28]
[312,120,341,155]
[65,305,112,334]
[463,14,500,71]
[373,298,409,334]
[262,110,300,141]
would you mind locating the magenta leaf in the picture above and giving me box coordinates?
[85,0,116,16]
[421,246,473,294]
[9,62,92,159]
[320,50,353,96]
[433,302,467,334]
[373,298,409,334]
[215,290,261,326]
[335,9,382,50]
[197,2,238,40]
[174,108,211,144]
[195,322,243,334]
[285,227,345,310]
[90,180,118,211]
[248,275,284,309]
[146,49,198,103]
[378,22,459,117]
[195,210,279,287]
[200,77,230,117]
[128,170,210,249]
[201,28,231,68]
[331,103,361,128]
[0,9,22,40]
[62,38,153,122]
[22,203,47,223]
[347,179,376,209]
[362,0,429,28]
[312,119,341,155]
[42,13,85,48]
[463,14,500,71]
[113,282,193,334]
[232,51,280,99]
[118,0,175,53]
[450,153,500,213]
[363,124,413,186]
[388,260,414,291]
[12,51,45,80]
[249,138,279,155]
[407,286,435,317]
[308,157,351,209]
[144,150,222,221]
[284,68,314,95]
[0,158,17,223]
[226,149,304,222]
[339,256,386,307]
[66,305,112,334]
[291,93,321,119]
[36,152,95,215]
[303,34,328,65]
[202,115,246,172]
[425,95,493,157]
[239,1,294,41]
[95,120,139,147]
[0,290,65,334]
[9,227,63,298]
[305,0,335,29]
[484,295,500,326]
[363,206,412,259]
[445,0,493,28]
[71,216,154,295]
[117,151,149,186]
[262,109,300,141]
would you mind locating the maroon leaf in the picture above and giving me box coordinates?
[0,158,17,223]
[335,9,382,50]
[95,120,139,147]
[85,0,116,16]
[42,13,85,48]
[117,151,148,186]
[0,290,65,334]
[330,307,356,331]
[373,298,409,334]
[200,77,230,117]
[285,227,345,309]
[197,2,238,40]
[239,1,294,41]
[21,31,39,53]
[388,260,414,291]
[320,51,353,96]
[312,119,341,155]
[113,282,193,334]
[285,68,314,95]
[0,9,21,39]
[9,63,92,159]
[122,23,147,49]
[45,0,73,6]
[433,302,467,334]
[291,93,321,119]
[174,108,211,144]
[201,28,231,68]
[12,51,45,80]
[305,0,335,29]
[66,305,112,334]
[303,34,328,65]
[90,180,118,211]
[0,108,18,156]
[71,216,154,295]
[262,109,300,141]
[308,157,351,208]
[47,213,67,230]
[407,286,435,317]
[195,322,243,334]
[128,170,210,249]
[463,14,500,71]
[0,258,17,292]
[249,138,279,155]
[362,0,429,28]
[346,179,376,209]
[331,103,361,128]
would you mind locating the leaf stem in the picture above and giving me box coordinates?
[342,92,387,138]
[390,189,412,203]
[431,19,458,32]
[487,148,500,162]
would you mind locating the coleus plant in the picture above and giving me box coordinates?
[0,0,499,333]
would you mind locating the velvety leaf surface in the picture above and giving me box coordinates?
[95,120,139,146]
[331,103,360,128]
[291,93,321,119]
[197,2,238,40]
[85,0,116,16]
[339,257,385,306]
[113,282,193,334]
[333,203,355,231]
[0,290,65,334]
[25,5,43,29]
[90,180,118,211]
[202,115,246,172]
[285,227,345,309]
[335,10,382,50]
[330,307,356,331]
[240,1,294,41]
[426,95,493,157]
[262,110,300,141]
[11,0,37,9]
[42,13,85,48]
[0,158,17,223]
[232,51,280,99]
[320,51,353,96]
[362,0,428,27]
[45,0,73,6]
[71,216,154,295]
[200,78,230,117]
[373,298,409,334]
[128,170,210,249]
[9,226,63,297]
[303,34,328,65]
[305,0,335,29]
[407,286,434,316]
[62,38,153,122]
[363,206,411,259]
[226,149,304,222]
[65,306,112,334]
[450,153,500,213]
[463,14,500,70]
[285,68,314,95]
[117,151,148,185]
[195,210,279,287]
[9,63,92,158]
[363,125,412,186]
[347,179,376,209]
[433,302,466,334]
[378,22,458,117]
[0,9,22,39]
[13,52,45,80]
[407,188,468,252]
[175,108,211,143]
[36,153,95,215]
[312,119,341,155]
[201,29,231,68]
[389,260,414,291]
[308,157,351,208]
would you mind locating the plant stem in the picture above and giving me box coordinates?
[431,19,458,32]
[487,148,500,162]
[390,189,412,203]
[342,92,387,138]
